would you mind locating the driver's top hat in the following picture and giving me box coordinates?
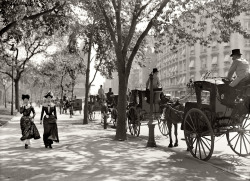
[230,49,242,57]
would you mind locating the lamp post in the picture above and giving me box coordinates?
[10,44,17,115]
[147,73,156,147]
[2,78,7,108]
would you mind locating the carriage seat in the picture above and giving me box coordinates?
[218,75,250,108]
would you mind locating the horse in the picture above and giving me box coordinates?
[163,101,185,148]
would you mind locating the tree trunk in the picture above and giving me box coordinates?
[115,72,128,141]
[60,85,64,114]
[83,34,93,124]
[14,79,19,111]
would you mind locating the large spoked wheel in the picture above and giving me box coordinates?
[184,108,214,161]
[127,107,140,137]
[157,116,168,136]
[226,113,250,157]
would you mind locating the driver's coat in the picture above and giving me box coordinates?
[227,58,250,87]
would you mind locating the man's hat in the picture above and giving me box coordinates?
[230,49,242,57]
[22,94,30,100]
[44,91,53,98]
[153,68,159,73]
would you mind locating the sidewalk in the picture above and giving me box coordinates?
[0,105,17,126]
[0,106,249,181]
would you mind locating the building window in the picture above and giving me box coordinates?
[201,45,206,53]
[183,61,186,71]
[224,54,230,63]
[190,45,195,54]
[212,56,218,65]
[179,62,183,72]
[244,20,250,31]
[245,38,250,47]
[201,58,207,68]
[212,40,218,50]
[244,51,250,62]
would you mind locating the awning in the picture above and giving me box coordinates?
[189,60,195,68]
[182,76,186,84]
[224,55,230,62]
[212,56,218,65]
[178,77,182,84]
[173,66,177,72]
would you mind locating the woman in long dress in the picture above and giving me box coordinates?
[40,91,59,148]
[20,94,40,149]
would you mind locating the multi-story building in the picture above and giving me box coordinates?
[157,12,250,98]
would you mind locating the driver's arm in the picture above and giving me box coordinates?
[227,61,237,80]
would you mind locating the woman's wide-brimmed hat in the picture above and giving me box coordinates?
[153,68,159,73]
[44,91,53,98]
[22,94,30,100]
[230,49,242,57]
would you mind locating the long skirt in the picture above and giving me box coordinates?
[43,116,59,146]
[20,116,40,141]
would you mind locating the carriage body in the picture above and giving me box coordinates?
[183,79,250,161]
[127,89,163,136]
[72,99,82,111]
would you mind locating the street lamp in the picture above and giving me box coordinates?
[10,44,16,115]
[2,78,7,108]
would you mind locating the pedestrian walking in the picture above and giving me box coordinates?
[40,91,59,149]
[20,94,40,149]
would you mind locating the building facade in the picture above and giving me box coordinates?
[157,12,250,98]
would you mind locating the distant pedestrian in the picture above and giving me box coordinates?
[20,94,40,149]
[98,85,105,102]
[40,91,59,149]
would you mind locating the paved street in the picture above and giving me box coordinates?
[0,107,249,181]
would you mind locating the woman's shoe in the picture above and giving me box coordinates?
[49,144,52,149]
[25,144,28,149]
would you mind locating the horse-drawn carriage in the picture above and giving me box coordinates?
[106,94,119,127]
[159,78,250,161]
[88,95,102,120]
[127,89,164,136]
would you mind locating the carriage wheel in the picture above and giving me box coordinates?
[157,117,168,136]
[128,107,140,137]
[226,114,250,157]
[184,108,214,161]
